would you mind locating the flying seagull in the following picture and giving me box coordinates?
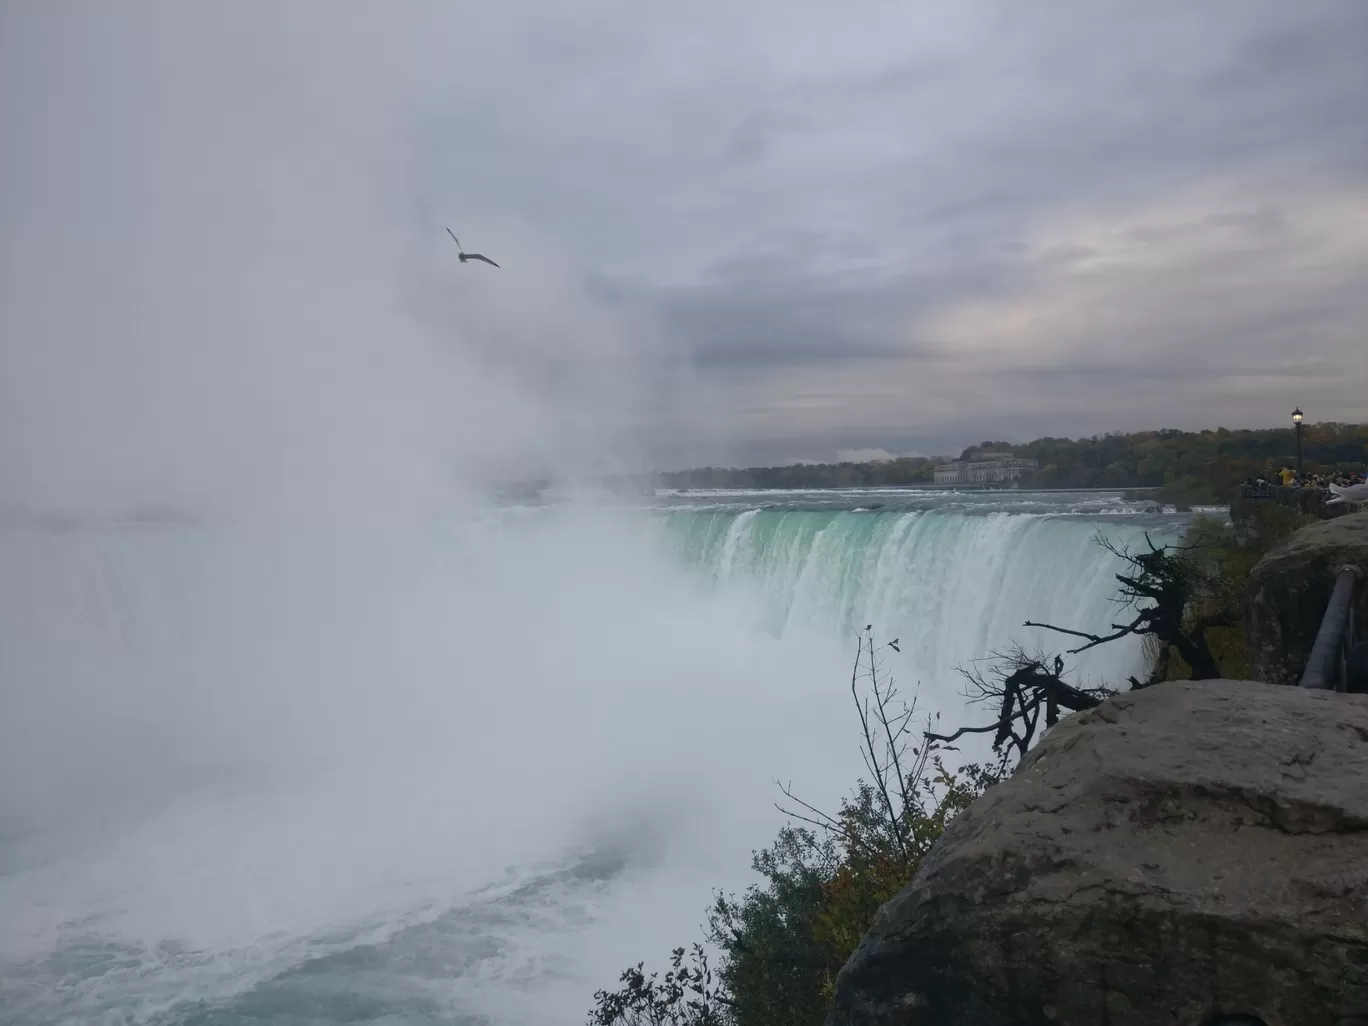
[446,227,499,267]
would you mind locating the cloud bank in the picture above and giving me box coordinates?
[2,0,1364,488]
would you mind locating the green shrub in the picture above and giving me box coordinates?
[589,946,726,1026]
[589,632,997,1026]
[1154,508,1314,682]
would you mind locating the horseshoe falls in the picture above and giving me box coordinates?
[0,491,1184,1025]
[661,503,1162,690]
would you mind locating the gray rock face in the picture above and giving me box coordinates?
[826,681,1368,1026]
[1246,512,1368,686]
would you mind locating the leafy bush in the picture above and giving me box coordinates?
[588,631,997,1026]
[702,762,991,1026]
[589,946,726,1026]
[1156,507,1313,681]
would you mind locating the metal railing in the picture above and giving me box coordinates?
[1299,565,1362,690]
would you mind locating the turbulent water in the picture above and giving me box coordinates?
[0,489,1188,1025]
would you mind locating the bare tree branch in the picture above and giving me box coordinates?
[773,798,870,858]
[872,658,915,833]
[774,628,959,870]
[924,722,1004,744]
[849,632,908,860]
[932,645,1114,773]
[1023,612,1146,655]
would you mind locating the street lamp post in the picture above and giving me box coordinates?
[1292,407,1304,479]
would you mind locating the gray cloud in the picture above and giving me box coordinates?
[3,1,1365,485]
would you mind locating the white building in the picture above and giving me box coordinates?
[934,455,1038,487]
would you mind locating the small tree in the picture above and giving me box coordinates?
[1024,531,1234,686]
[589,630,996,1026]
[712,628,996,1021]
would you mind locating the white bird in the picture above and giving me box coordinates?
[1327,481,1368,505]
[446,227,499,267]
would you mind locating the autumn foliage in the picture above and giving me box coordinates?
[589,631,996,1026]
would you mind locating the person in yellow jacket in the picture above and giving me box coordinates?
[1279,466,1297,487]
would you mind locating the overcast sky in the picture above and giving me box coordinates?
[3,2,1366,498]
[431,0,1368,466]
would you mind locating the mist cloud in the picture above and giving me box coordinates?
[0,3,696,516]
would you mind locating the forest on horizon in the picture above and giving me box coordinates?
[631,423,1368,502]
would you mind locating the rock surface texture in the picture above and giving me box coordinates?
[826,681,1368,1026]
[1246,511,1368,686]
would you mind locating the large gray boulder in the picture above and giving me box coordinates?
[826,681,1368,1026]
[1246,512,1368,686]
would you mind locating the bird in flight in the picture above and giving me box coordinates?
[446,227,499,267]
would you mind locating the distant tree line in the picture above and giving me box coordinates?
[649,423,1368,502]
[651,457,939,491]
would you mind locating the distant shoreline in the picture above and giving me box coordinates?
[658,485,1164,494]
[644,423,1367,502]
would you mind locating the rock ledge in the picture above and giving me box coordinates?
[1246,512,1368,686]
[827,680,1368,1026]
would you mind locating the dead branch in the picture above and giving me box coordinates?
[929,646,1113,772]
[1023,612,1146,655]
[774,784,871,858]
[849,633,908,859]
[776,628,942,869]
[923,722,1006,744]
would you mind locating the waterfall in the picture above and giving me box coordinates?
[662,507,1166,692]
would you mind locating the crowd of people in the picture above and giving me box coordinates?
[1246,467,1367,492]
